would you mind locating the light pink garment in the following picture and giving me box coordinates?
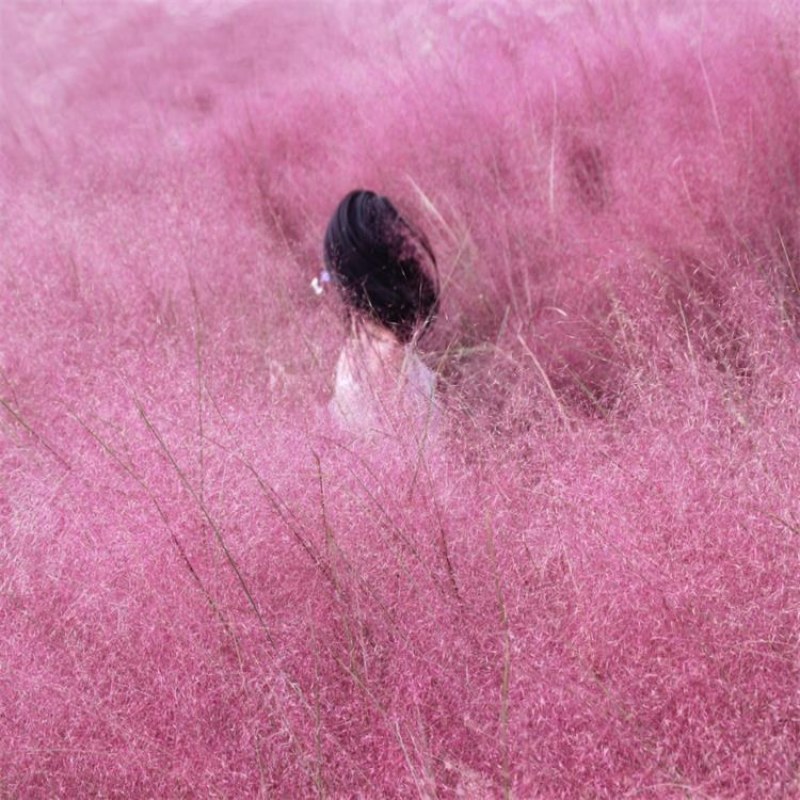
[329,323,439,439]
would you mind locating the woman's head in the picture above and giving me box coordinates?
[323,190,439,344]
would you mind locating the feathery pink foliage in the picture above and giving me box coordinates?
[2,1,799,796]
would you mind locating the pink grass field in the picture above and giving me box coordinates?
[2,0,800,796]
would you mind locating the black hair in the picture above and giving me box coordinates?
[323,189,439,344]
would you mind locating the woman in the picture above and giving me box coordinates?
[318,189,440,437]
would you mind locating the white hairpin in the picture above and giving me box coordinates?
[311,268,332,296]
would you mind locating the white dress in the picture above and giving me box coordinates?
[329,322,439,440]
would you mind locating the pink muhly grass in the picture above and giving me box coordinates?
[2,0,799,797]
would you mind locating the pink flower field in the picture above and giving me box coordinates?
[2,0,799,796]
